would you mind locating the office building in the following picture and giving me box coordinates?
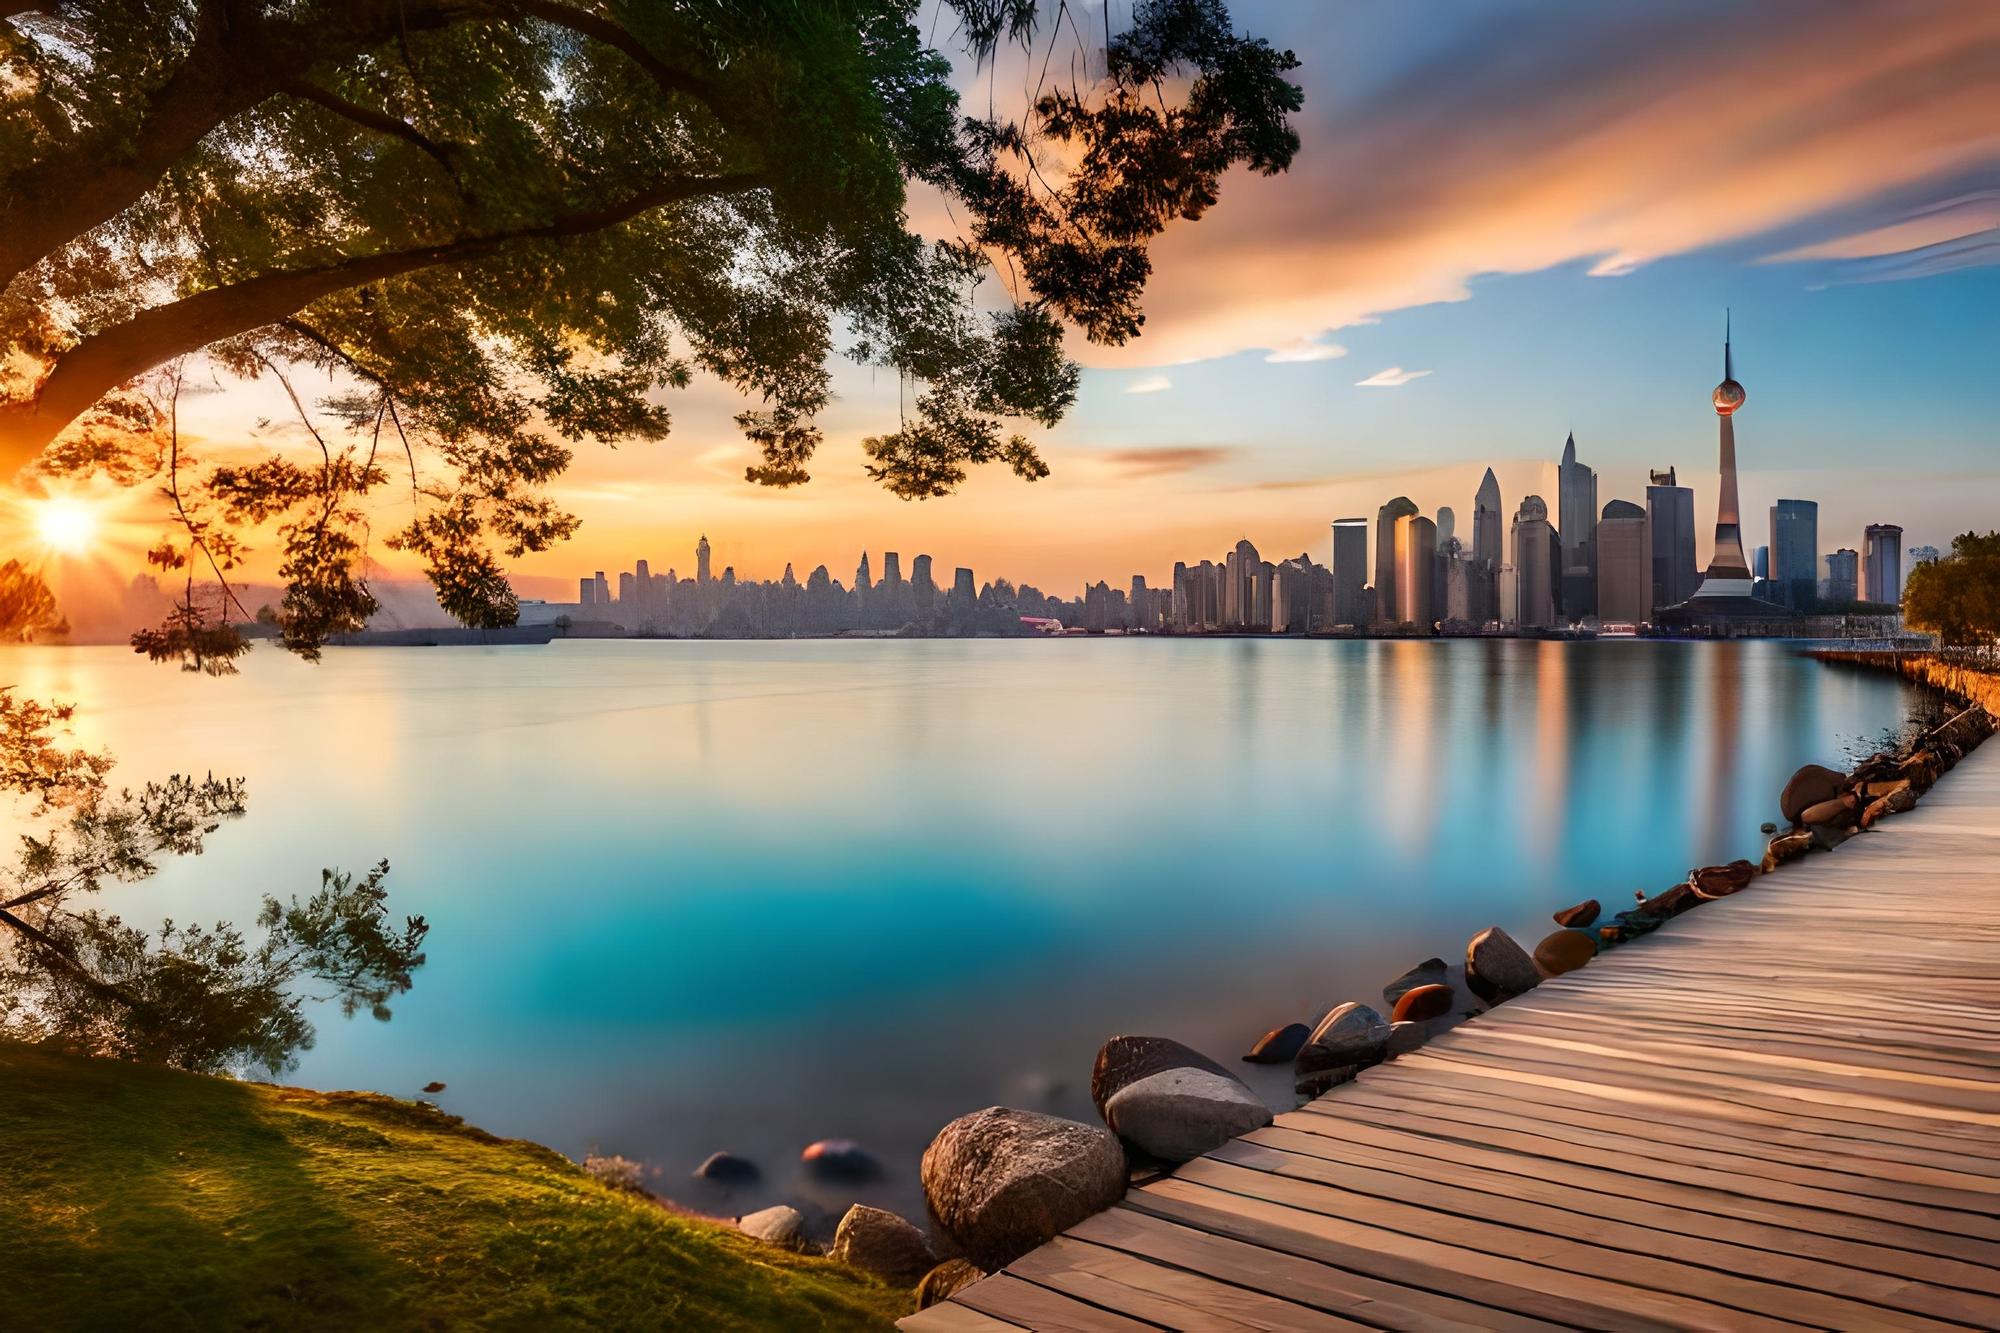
[1646,467,1698,611]
[1511,495,1558,629]
[1767,499,1818,608]
[1558,433,1597,619]
[1824,548,1858,604]
[1393,513,1437,630]
[1332,518,1369,626]
[1863,524,1903,604]
[696,535,711,584]
[1596,499,1651,624]
[1374,496,1418,627]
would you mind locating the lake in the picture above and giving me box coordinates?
[0,638,1918,1228]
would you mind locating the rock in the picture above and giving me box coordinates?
[1810,821,1856,850]
[1799,794,1859,830]
[1780,763,1848,824]
[1552,899,1600,928]
[801,1139,878,1181]
[1690,861,1753,899]
[1103,1065,1273,1162]
[420,1080,446,1094]
[1465,927,1540,1003]
[921,1108,1127,1271]
[1381,957,1448,1009]
[1242,1022,1311,1064]
[1091,1036,1233,1117]
[831,1205,936,1285]
[739,1205,811,1251]
[1296,1002,1391,1074]
[917,1259,986,1308]
[1860,785,1917,828]
[1860,778,1912,801]
[1762,829,1814,871]
[1295,1065,1359,1098]
[1638,883,1701,918]
[1387,1021,1427,1056]
[1759,821,1777,834]
[1534,928,1597,976]
[1389,983,1454,1024]
[694,1152,760,1184]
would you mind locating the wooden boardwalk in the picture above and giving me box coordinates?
[907,740,2000,1331]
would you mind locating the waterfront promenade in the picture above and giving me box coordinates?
[909,739,2000,1330]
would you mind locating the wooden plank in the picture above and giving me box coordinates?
[899,1300,1030,1331]
[1010,1237,1370,1331]
[1068,1207,1562,1333]
[953,1273,1161,1332]
[1169,1155,1960,1331]
[1126,1177,1813,1331]
[1204,1137,2000,1326]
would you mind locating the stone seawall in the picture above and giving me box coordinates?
[1807,648,2000,714]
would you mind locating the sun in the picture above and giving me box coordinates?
[33,499,100,555]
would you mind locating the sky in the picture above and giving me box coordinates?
[38,0,2000,612]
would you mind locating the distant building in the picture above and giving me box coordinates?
[1331,518,1369,626]
[1596,499,1651,624]
[1646,467,1698,611]
[1557,433,1597,620]
[1863,524,1903,604]
[696,535,712,585]
[1691,313,1754,600]
[1434,506,1455,552]
[1753,545,1769,580]
[1824,548,1859,604]
[1767,499,1818,608]
[912,555,935,613]
[1374,497,1418,627]
[855,551,872,593]
[1393,513,1437,630]
[579,576,596,606]
[1471,467,1504,623]
[882,552,902,589]
[1511,495,1557,629]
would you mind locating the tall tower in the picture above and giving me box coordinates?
[1695,312,1753,597]
[1557,432,1597,619]
[696,534,712,585]
[1472,469,1503,567]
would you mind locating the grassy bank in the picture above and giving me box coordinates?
[0,1041,908,1331]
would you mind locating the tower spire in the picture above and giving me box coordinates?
[1723,308,1732,381]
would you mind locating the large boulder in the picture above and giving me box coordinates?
[1103,1065,1272,1163]
[1690,861,1756,899]
[1389,983,1454,1024]
[1800,793,1860,830]
[1091,1036,1232,1118]
[1534,928,1597,976]
[831,1205,936,1286]
[1552,899,1600,928]
[739,1205,812,1251]
[1381,958,1447,1009]
[921,1107,1127,1271]
[1296,1002,1390,1074]
[917,1259,986,1309]
[1387,1021,1427,1056]
[693,1151,759,1184]
[1242,1022,1310,1064]
[1780,764,1848,824]
[1762,828,1814,871]
[1466,927,1539,1002]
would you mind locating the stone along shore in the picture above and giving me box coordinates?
[721,662,1999,1317]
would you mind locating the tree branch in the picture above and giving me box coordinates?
[280,77,463,182]
[0,171,766,470]
[0,906,141,1009]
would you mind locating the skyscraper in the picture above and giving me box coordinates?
[1596,499,1651,624]
[1511,495,1557,629]
[696,534,712,584]
[1434,506,1455,552]
[912,554,935,613]
[1472,468,1503,624]
[882,552,902,589]
[1824,548,1859,604]
[1645,466,1698,611]
[1557,433,1597,619]
[1393,513,1437,630]
[1863,524,1903,604]
[855,551,872,593]
[1331,518,1369,626]
[1693,313,1754,598]
[1374,496,1418,626]
[1768,499,1818,608]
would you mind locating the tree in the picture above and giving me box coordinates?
[1904,531,2000,651]
[1,0,1302,661]
[0,687,425,1074]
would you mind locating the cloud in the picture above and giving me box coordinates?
[1355,367,1432,388]
[1760,189,2000,262]
[1073,2,2000,367]
[1263,339,1348,363]
[1099,446,1237,477]
[1124,374,1173,394]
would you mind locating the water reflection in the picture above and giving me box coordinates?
[0,639,1916,1225]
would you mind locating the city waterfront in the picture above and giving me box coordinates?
[1,636,1923,1224]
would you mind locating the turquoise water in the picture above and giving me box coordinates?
[0,638,1916,1225]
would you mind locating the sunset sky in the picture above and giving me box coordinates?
[46,0,2000,613]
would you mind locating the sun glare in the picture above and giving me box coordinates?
[33,499,99,555]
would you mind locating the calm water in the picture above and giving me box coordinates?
[0,638,1916,1226]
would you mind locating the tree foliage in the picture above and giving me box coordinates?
[1904,531,2000,649]
[0,689,425,1074]
[0,0,1302,661]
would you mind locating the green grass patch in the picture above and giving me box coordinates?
[0,1041,909,1330]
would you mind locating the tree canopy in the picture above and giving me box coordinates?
[1904,531,2000,651]
[0,0,1302,661]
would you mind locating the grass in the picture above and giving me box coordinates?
[0,1040,910,1331]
